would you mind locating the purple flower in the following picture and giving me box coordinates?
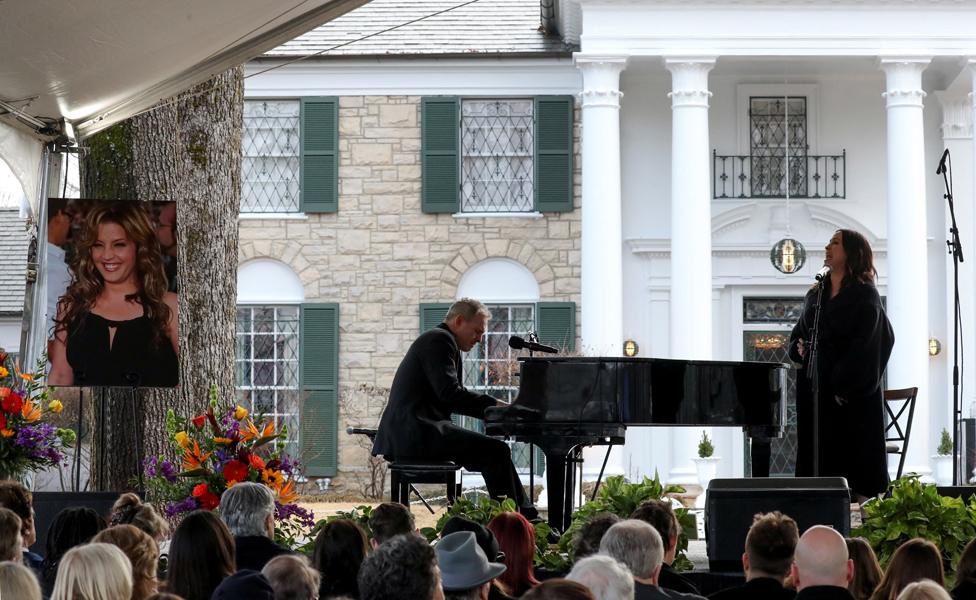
[13,424,65,465]
[275,501,315,528]
[159,460,178,483]
[164,496,198,518]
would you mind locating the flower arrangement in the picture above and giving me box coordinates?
[0,352,76,481]
[144,386,314,547]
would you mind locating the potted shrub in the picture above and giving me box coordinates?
[932,429,954,485]
[693,430,720,498]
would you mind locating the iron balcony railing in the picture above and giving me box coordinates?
[712,150,846,199]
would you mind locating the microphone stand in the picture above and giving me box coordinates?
[938,150,964,485]
[807,275,828,477]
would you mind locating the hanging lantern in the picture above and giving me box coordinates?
[770,237,806,274]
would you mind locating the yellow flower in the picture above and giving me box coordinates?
[213,437,233,445]
[262,469,284,488]
[0,366,7,378]
[48,399,64,413]
[226,479,239,488]
[234,405,249,420]
[0,429,13,438]
[174,431,190,449]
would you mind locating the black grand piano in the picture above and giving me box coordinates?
[483,356,788,531]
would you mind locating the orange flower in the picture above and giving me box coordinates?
[248,454,266,470]
[21,401,41,422]
[0,388,10,399]
[0,429,13,438]
[212,437,233,445]
[0,367,8,378]
[239,419,261,442]
[262,469,283,488]
[19,373,33,382]
[181,441,212,472]
[276,479,298,505]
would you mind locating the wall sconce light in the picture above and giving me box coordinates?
[623,339,639,357]
[929,338,942,357]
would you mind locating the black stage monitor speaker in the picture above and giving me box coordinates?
[30,492,124,554]
[705,477,851,573]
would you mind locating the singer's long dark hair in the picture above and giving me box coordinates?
[838,229,877,286]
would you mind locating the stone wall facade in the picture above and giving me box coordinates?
[238,95,582,493]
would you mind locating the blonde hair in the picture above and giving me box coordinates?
[0,561,42,600]
[94,525,160,600]
[111,493,170,540]
[50,542,134,600]
[0,506,23,561]
[262,554,321,600]
[896,580,951,600]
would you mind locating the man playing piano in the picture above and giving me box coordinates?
[372,298,536,518]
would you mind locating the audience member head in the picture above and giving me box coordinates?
[367,502,415,547]
[94,524,160,600]
[599,519,661,583]
[262,555,321,600]
[111,493,170,541]
[0,479,36,547]
[166,510,235,600]
[486,511,538,597]
[437,531,506,600]
[0,506,23,561]
[791,525,852,590]
[0,561,42,600]
[442,516,502,561]
[211,570,275,600]
[220,481,276,538]
[313,518,368,599]
[358,533,443,600]
[955,537,976,589]
[521,579,597,600]
[895,580,952,600]
[630,499,679,562]
[567,555,634,600]
[571,513,620,562]
[50,542,133,600]
[871,538,944,600]
[43,506,108,576]
[847,537,883,600]
[743,511,799,581]
[145,594,184,600]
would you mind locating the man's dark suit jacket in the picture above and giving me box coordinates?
[709,577,795,600]
[373,323,495,459]
[660,563,701,595]
[794,586,856,600]
[234,535,292,572]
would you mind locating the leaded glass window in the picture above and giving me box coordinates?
[235,306,300,453]
[750,97,807,198]
[242,100,301,213]
[461,100,534,213]
[461,304,543,473]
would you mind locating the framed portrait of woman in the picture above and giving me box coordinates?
[45,198,179,388]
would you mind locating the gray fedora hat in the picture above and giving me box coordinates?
[437,531,507,591]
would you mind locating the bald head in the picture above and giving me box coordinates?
[791,526,853,590]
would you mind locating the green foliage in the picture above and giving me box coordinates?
[938,429,954,456]
[323,504,374,540]
[854,476,976,578]
[557,474,695,572]
[698,431,714,459]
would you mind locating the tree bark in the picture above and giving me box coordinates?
[80,67,243,490]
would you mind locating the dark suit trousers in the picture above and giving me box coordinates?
[440,426,528,507]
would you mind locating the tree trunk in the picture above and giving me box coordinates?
[80,67,243,490]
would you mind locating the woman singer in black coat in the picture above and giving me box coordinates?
[789,229,895,501]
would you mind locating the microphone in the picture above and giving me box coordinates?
[508,335,558,354]
[936,148,950,175]
[815,265,831,281]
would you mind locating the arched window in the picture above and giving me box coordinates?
[236,259,304,453]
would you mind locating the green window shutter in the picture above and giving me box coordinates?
[301,97,338,213]
[421,97,460,214]
[420,302,452,334]
[534,96,575,213]
[536,302,576,352]
[300,303,339,477]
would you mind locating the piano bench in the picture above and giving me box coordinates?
[388,461,462,510]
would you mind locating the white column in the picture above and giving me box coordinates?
[666,58,716,485]
[576,55,627,356]
[936,91,974,479]
[881,58,932,478]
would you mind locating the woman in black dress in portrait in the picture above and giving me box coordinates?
[49,201,178,387]
[789,229,894,501]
